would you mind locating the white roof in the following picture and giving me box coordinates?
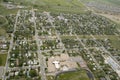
[53,61,59,64]
[53,61,60,69]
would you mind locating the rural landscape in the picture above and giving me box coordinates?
[0,0,120,80]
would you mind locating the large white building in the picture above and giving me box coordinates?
[53,61,60,69]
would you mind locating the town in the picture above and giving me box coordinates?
[0,9,119,80]
[0,0,120,80]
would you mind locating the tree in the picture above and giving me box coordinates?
[29,69,37,77]
[0,57,2,66]
[3,0,8,2]
[49,50,53,56]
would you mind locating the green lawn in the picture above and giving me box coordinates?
[0,16,7,26]
[79,35,92,39]
[0,54,7,66]
[0,28,6,36]
[110,38,120,49]
[0,16,7,36]
[56,70,89,80]
[61,35,76,39]
[47,76,55,80]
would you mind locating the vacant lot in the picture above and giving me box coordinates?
[0,28,6,36]
[0,16,7,36]
[0,16,7,26]
[0,54,7,66]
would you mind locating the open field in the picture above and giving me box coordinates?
[0,16,7,26]
[1,0,86,14]
[60,35,76,39]
[0,54,7,66]
[0,16,7,36]
[56,70,89,80]
[47,76,55,80]
[0,28,6,36]
[0,16,8,34]
[0,4,18,15]
[80,0,120,6]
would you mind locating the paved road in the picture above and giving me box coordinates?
[3,10,20,80]
[45,12,67,52]
[31,9,47,80]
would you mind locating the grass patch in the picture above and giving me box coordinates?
[47,76,55,80]
[0,16,7,26]
[0,16,7,36]
[0,28,6,36]
[78,35,92,39]
[60,35,76,39]
[78,35,118,40]
[0,54,7,66]
[56,70,89,80]
[110,39,120,49]
[93,35,120,49]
